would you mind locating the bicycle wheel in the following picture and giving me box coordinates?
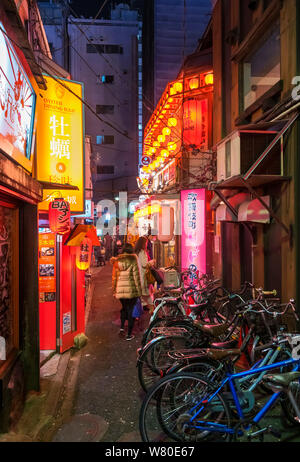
[177,360,225,384]
[139,373,232,442]
[154,303,183,320]
[281,380,300,427]
[138,336,192,393]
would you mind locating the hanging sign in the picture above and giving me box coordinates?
[181,189,206,277]
[49,198,71,234]
[36,75,84,212]
[76,237,92,271]
[0,22,36,171]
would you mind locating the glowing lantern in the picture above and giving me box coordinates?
[157,134,165,143]
[205,73,214,85]
[170,86,176,95]
[168,117,177,127]
[174,82,183,93]
[162,127,171,136]
[161,149,169,158]
[189,78,199,90]
[49,198,70,235]
[157,156,164,164]
[168,142,177,152]
[76,237,92,271]
[153,141,160,147]
[150,147,156,154]
[158,206,175,242]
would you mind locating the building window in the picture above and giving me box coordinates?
[96,135,114,145]
[98,75,114,84]
[225,140,231,178]
[86,44,123,54]
[242,21,280,110]
[97,165,115,174]
[96,105,114,115]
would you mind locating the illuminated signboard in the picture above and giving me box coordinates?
[0,22,36,171]
[181,189,206,276]
[37,75,84,213]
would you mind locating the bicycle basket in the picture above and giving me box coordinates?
[161,268,180,289]
[246,311,281,337]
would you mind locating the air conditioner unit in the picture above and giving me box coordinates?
[216,129,281,181]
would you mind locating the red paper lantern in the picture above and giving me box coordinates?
[49,198,71,235]
[76,237,92,271]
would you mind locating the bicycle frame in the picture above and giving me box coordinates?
[187,357,300,435]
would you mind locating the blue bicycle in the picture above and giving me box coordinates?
[139,341,300,442]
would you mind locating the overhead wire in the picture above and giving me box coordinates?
[0,22,133,140]
[57,0,193,147]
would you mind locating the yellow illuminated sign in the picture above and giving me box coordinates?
[134,204,161,221]
[36,75,84,212]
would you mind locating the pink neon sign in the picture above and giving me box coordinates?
[181,189,206,277]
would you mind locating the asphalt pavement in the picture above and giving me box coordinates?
[52,263,148,442]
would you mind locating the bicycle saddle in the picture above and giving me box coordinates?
[205,348,241,361]
[211,339,238,349]
[194,320,230,337]
[262,371,300,388]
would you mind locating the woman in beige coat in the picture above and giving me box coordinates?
[111,243,142,340]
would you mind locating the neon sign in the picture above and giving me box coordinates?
[0,23,36,171]
[36,75,85,213]
[181,189,206,276]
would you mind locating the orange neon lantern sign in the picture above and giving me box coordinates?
[76,237,92,271]
[49,198,71,235]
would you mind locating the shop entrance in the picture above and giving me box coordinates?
[39,228,85,354]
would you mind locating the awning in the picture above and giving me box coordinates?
[211,174,290,190]
[210,174,291,239]
[238,196,270,224]
[215,192,250,222]
[39,181,79,191]
[216,204,236,222]
[64,225,100,247]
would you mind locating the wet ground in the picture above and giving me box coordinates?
[52,264,148,442]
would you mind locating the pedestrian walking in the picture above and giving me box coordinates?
[104,232,113,261]
[111,243,142,340]
[134,236,155,314]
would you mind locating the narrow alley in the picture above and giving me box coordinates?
[52,265,147,442]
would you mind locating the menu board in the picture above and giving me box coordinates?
[38,231,56,302]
